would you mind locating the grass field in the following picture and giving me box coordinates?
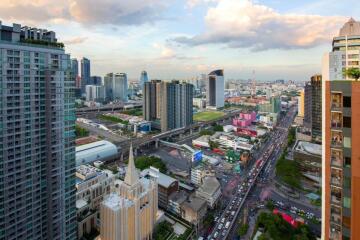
[193,111,225,122]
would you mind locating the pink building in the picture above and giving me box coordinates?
[232,112,257,127]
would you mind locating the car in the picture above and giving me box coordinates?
[218,224,223,230]
[221,231,226,236]
[214,232,219,238]
[221,218,225,223]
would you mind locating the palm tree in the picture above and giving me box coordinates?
[343,67,360,81]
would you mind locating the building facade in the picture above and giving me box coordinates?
[139,70,148,90]
[298,89,305,117]
[0,22,77,239]
[322,18,360,240]
[76,165,114,238]
[91,75,102,85]
[311,74,322,142]
[99,145,158,240]
[160,81,194,131]
[81,57,91,94]
[104,73,128,102]
[144,80,193,132]
[85,85,105,102]
[304,81,312,128]
[206,69,224,109]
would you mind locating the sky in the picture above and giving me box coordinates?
[1,0,359,81]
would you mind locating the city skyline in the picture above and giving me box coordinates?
[1,0,359,81]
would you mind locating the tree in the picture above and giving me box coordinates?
[343,67,360,81]
[134,156,167,173]
[199,129,214,136]
[75,125,89,138]
[213,124,224,132]
[237,223,249,237]
[209,140,219,150]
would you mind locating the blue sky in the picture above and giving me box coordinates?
[1,0,359,81]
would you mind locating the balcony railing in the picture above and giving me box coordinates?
[331,156,342,167]
[331,213,341,225]
[331,121,343,128]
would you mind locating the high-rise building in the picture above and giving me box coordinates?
[311,74,322,142]
[206,69,224,109]
[304,81,312,128]
[103,73,128,102]
[160,81,194,132]
[143,80,162,121]
[297,89,305,117]
[322,18,360,240]
[143,80,193,132]
[139,70,149,90]
[71,58,79,79]
[90,75,102,85]
[99,145,158,240]
[86,85,105,102]
[0,22,76,239]
[81,57,91,94]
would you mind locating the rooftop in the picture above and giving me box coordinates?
[141,168,178,188]
[197,176,221,195]
[182,195,207,212]
[339,18,360,37]
[294,140,322,156]
[76,140,118,166]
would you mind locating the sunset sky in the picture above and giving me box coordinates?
[1,0,359,81]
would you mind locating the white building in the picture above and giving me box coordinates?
[193,98,207,109]
[104,72,128,102]
[195,177,221,208]
[100,145,158,240]
[75,165,115,238]
[210,132,254,152]
[76,140,118,166]
[86,85,105,102]
[206,70,224,109]
[191,166,216,186]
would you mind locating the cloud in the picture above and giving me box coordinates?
[175,0,347,51]
[63,36,87,45]
[153,43,202,60]
[0,0,170,26]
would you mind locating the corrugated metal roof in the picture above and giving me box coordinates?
[76,140,118,166]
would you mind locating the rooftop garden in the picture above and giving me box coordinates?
[20,38,64,49]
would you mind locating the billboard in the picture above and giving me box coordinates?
[236,128,257,137]
[192,150,203,163]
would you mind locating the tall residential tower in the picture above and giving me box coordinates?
[0,22,76,239]
[206,70,224,109]
[80,57,90,94]
[322,18,360,240]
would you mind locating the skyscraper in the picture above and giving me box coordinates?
[99,145,158,240]
[81,57,91,94]
[86,85,106,102]
[0,22,76,239]
[140,70,149,90]
[206,69,224,109]
[71,58,79,79]
[160,81,194,132]
[90,75,102,85]
[297,89,305,118]
[304,81,312,128]
[143,80,193,132]
[103,73,128,102]
[322,18,360,240]
[311,74,322,142]
[143,80,162,121]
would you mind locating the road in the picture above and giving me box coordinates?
[207,108,297,240]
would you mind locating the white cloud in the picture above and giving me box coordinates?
[0,0,170,26]
[63,36,87,45]
[175,0,347,51]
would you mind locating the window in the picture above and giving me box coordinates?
[344,177,351,188]
[343,197,351,209]
[344,137,351,148]
[343,117,351,128]
[343,216,351,229]
[344,157,351,167]
[343,96,351,108]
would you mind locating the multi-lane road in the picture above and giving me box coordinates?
[207,108,297,240]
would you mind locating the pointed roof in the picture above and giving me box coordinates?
[339,18,360,36]
[124,144,139,186]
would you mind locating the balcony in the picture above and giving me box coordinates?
[330,205,342,225]
[331,187,342,205]
[331,149,343,168]
[331,112,343,129]
[331,131,343,148]
[330,224,342,240]
[331,93,343,109]
[331,168,343,186]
